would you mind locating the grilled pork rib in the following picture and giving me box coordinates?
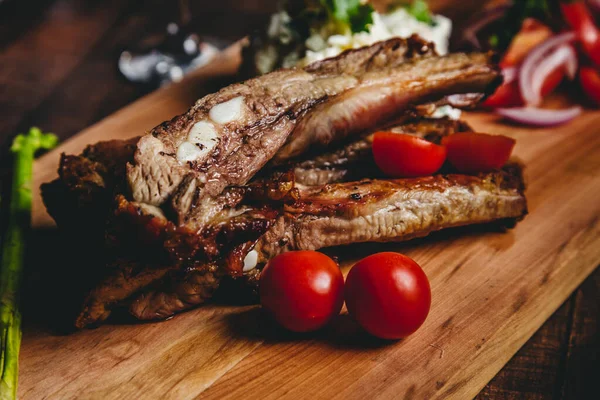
[128,37,500,233]
[41,37,514,328]
[44,117,472,327]
[128,164,527,321]
[254,165,527,263]
[128,264,221,321]
[43,117,526,327]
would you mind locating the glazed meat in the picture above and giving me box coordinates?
[129,164,527,321]
[47,117,470,327]
[44,119,527,327]
[128,264,221,320]
[42,137,138,235]
[75,260,176,328]
[253,164,527,263]
[73,193,281,328]
[127,36,500,233]
[41,36,517,328]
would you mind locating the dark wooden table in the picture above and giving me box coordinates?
[1,1,598,398]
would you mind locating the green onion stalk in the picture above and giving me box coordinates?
[0,128,58,400]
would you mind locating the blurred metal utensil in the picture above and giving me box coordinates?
[118,22,231,86]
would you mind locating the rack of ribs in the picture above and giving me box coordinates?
[41,37,526,328]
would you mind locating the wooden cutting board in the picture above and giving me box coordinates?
[20,41,600,399]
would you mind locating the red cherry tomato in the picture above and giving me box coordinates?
[540,68,566,97]
[561,1,600,67]
[482,80,523,108]
[372,132,447,178]
[345,252,431,339]
[442,133,516,173]
[260,251,344,332]
[579,66,600,107]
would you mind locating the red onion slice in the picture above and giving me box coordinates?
[528,45,578,105]
[502,66,518,85]
[496,106,582,126]
[519,32,577,106]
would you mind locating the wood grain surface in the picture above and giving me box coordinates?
[1,0,598,399]
[18,40,600,400]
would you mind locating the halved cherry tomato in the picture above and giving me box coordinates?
[579,66,600,106]
[501,18,553,68]
[372,132,447,177]
[441,133,516,173]
[260,251,344,332]
[540,68,567,97]
[561,1,600,67]
[482,80,523,108]
[345,252,431,339]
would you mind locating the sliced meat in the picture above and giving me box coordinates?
[42,37,508,328]
[128,264,221,320]
[273,52,498,163]
[253,163,527,263]
[131,164,526,320]
[42,137,138,233]
[75,260,175,329]
[75,197,278,328]
[127,36,500,232]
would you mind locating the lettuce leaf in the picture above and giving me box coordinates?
[406,0,433,25]
[321,0,374,33]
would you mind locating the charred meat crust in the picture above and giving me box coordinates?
[41,38,509,328]
[128,264,221,320]
[302,35,436,76]
[74,261,176,329]
[41,138,139,232]
[75,199,277,328]
[43,121,525,327]
[127,36,501,233]
[129,164,527,321]
[252,163,528,264]
[69,174,293,327]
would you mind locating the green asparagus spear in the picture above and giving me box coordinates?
[0,128,58,400]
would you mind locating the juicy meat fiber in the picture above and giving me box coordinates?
[130,165,527,320]
[127,36,500,232]
[129,264,221,320]
[253,164,527,263]
[41,36,512,327]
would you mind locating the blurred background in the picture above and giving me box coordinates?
[0,0,485,147]
[0,0,279,147]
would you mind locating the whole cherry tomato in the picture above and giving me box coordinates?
[561,1,600,67]
[345,252,431,339]
[260,251,344,332]
[442,133,515,173]
[372,132,447,178]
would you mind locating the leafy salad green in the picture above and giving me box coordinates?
[293,0,434,36]
[488,0,554,51]
[322,0,374,33]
